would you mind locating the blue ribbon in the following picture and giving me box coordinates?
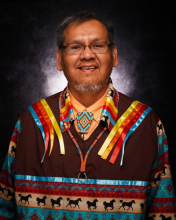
[14,174,148,186]
[120,107,152,166]
[28,106,46,162]
[102,109,116,126]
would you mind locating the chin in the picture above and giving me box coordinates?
[74,83,100,93]
[74,80,108,93]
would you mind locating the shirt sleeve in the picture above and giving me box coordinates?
[0,119,21,219]
[146,119,176,219]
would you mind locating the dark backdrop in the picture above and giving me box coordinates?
[0,1,175,190]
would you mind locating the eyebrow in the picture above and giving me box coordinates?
[67,37,106,44]
[90,37,106,43]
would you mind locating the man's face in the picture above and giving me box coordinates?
[56,19,118,93]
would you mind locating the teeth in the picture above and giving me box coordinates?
[81,66,96,69]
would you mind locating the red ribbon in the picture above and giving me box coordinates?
[36,101,54,156]
[32,103,49,162]
[109,105,148,164]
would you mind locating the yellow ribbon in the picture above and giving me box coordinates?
[104,97,118,114]
[98,101,139,156]
[41,99,65,155]
[61,95,71,114]
[36,101,54,157]
[101,102,143,159]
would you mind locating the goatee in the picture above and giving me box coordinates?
[74,78,109,93]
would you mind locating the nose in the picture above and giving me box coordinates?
[80,45,95,60]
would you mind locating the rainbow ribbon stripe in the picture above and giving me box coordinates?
[59,91,74,130]
[98,101,152,165]
[28,99,65,163]
[102,97,118,127]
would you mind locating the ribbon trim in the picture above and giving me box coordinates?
[109,104,148,164]
[28,99,65,163]
[98,101,139,156]
[41,99,65,155]
[120,107,152,166]
[32,103,50,162]
[36,101,55,157]
[101,103,144,159]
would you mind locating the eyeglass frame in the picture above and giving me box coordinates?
[59,42,114,54]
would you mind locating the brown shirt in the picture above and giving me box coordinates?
[1,90,175,220]
[15,92,158,181]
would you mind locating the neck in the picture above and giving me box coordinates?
[69,85,108,108]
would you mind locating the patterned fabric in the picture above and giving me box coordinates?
[146,119,176,218]
[59,78,119,133]
[1,116,176,219]
[0,119,21,219]
[12,175,148,219]
[77,111,94,133]
[100,78,119,130]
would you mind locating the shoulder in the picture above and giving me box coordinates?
[19,92,61,127]
[118,91,159,127]
[117,92,159,158]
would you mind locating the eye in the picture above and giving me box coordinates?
[93,43,104,48]
[70,44,81,50]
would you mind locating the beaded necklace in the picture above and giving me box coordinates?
[59,94,107,182]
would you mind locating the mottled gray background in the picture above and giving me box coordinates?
[0,1,175,188]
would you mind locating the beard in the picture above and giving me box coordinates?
[74,82,101,92]
[73,77,109,93]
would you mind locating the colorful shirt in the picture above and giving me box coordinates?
[0,81,175,219]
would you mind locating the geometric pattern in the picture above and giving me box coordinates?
[18,209,25,220]
[11,119,21,144]
[165,181,173,195]
[74,214,85,220]
[45,212,54,220]
[77,111,94,133]
[60,212,70,220]
[92,214,100,220]
[14,179,148,198]
[146,119,176,216]
[29,210,41,220]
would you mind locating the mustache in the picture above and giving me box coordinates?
[76,61,99,68]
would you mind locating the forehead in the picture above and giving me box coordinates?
[63,19,109,44]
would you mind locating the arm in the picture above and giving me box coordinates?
[0,119,21,219]
[146,119,176,219]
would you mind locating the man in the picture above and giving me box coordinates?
[0,11,175,219]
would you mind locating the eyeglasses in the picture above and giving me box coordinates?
[60,42,113,54]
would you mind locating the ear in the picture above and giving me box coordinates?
[112,45,118,67]
[56,49,63,71]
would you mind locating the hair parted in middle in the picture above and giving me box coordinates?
[56,11,115,49]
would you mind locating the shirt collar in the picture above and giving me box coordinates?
[69,87,108,123]
[59,78,119,132]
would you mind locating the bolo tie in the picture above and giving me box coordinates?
[77,111,94,139]
[62,110,107,182]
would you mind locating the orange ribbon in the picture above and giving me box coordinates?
[109,104,148,164]
[36,101,54,156]
[101,103,143,159]
[32,103,50,162]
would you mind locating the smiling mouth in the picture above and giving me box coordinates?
[78,66,97,70]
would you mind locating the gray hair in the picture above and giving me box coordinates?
[56,11,115,48]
